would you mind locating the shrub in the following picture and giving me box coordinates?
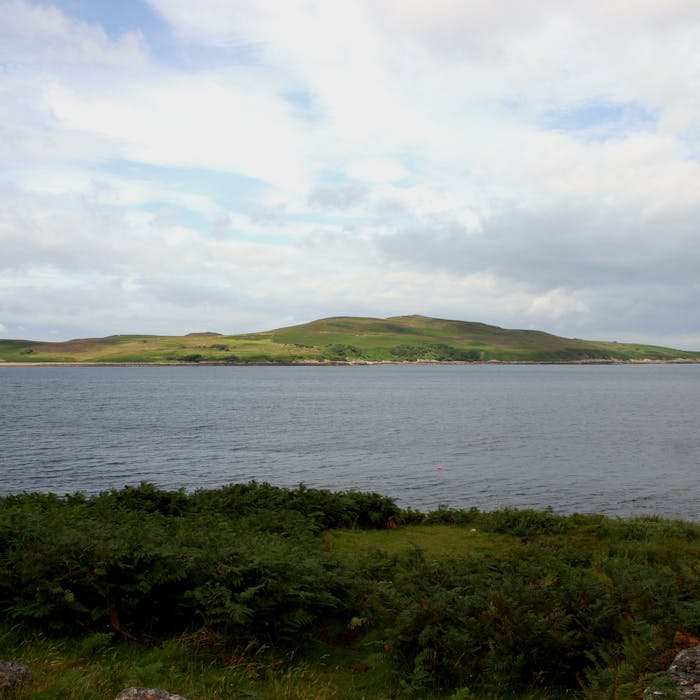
[0,499,350,644]
[181,354,203,362]
[2,485,699,698]
[0,483,397,642]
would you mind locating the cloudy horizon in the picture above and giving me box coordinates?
[2,0,699,348]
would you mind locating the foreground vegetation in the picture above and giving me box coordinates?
[2,315,699,363]
[1,482,699,699]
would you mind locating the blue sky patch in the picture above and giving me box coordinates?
[38,0,164,39]
[542,100,657,139]
[103,160,267,213]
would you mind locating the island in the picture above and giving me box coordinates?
[1,315,699,364]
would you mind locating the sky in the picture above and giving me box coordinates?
[1,0,700,347]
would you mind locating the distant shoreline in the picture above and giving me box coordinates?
[3,317,698,364]
[2,359,700,367]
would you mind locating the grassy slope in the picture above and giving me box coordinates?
[1,315,698,363]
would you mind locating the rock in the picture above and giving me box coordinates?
[0,661,33,689]
[668,647,700,699]
[115,689,188,700]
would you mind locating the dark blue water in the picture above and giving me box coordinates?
[1,364,699,519]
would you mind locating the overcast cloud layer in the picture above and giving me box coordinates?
[1,0,699,347]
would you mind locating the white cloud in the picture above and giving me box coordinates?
[345,158,408,184]
[44,75,308,190]
[527,289,590,321]
[2,0,700,347]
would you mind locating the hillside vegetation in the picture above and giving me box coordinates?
[1,315,699,363]
[1,482,699,699]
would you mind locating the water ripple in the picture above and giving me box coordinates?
[1,364,699,520]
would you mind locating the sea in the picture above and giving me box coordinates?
[1,363,699,520]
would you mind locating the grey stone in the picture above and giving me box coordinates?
[114,689,188,700]
[668,647,700,699]
[0,661,33,689]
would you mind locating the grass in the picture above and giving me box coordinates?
[1,315,699,363]
[0,625,343,699]
[326,524,515,559]
[1,483,699,698]
[0,619,404,700]
[2,512,699,699]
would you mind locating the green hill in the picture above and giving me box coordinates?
[0,315,698,363]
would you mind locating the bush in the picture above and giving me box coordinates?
[2,485,699,698]
[361,548,614,695]
[0,483,397,641]
[0,497,350,644]
[189,481,400,530]
[355,532,700,696]
[181,354,203,362]
[322,344,365,361]
[389,343,480,362]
